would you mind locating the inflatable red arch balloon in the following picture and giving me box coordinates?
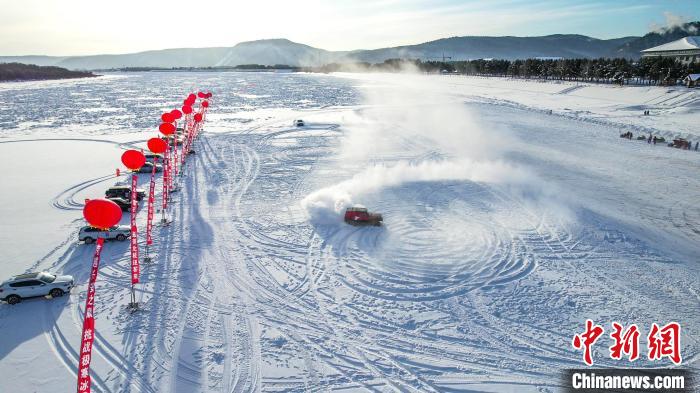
[147,138,168,154]
[159,122,176,135]
[121,150,146,170]
[83,199,123,229]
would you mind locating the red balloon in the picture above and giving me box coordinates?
[121,149,146,170]
[188,93,196,102]
[83,199,123,229]
[206,92,212,98]
[147,137,168,154]
[159,122,176,135]
[197,91,206,98]
[194,113,203,122]
[182,105,193,114]
[201,100,209,108]
[161,112,175,123]
[171,109,182,119]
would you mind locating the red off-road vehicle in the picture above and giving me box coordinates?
[344,207,383,226]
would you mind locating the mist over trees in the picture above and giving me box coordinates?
[309,56,700,86]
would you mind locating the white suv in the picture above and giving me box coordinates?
[79,225,130,244]
[1,272,74,305]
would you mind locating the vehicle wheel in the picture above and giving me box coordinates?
[50,288,64,298]
[84,237,95,244]
[116,234,126,241]
[6,295,20,305]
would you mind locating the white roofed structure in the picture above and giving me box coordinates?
[641,36,700,65]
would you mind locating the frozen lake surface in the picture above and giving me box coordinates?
[0,72,698,392]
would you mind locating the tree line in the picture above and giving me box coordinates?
[308,56,700,86]
[112,64,299,72]
[0,62,96,82]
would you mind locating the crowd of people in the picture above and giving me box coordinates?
[620,130,698,150]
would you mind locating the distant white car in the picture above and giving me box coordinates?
[79,225,130,244]
[0,271,74,305]
[294,119,305,127]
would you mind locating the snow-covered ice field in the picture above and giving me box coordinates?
[0,72,698,392]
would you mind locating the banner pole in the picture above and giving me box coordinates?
[128,173,140,311]
[76,237,104,393]
[144,156,157,262]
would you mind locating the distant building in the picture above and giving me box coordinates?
[641,36,700,65]
[685,73,700,88]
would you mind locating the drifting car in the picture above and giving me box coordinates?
[79,225,130,244]
[1,271,74,305]
[137,162,163,173]
[105,185,145,201]
[344,207,383,226]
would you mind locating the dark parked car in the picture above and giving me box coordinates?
[105,185,145,201]
[138,162,163,173]
[144,153,163,163]
[107,197,134,211]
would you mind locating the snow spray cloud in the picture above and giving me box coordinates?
[301,159,535,222]
[301,73,570,223]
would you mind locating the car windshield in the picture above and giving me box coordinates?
[39,273,56,283]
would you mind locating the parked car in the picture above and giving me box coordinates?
[79,225,130,244]
[1,271,74,305]
[137,162,163,173]
[107,197,134,211]
[144,153,163,163]
[294,119,305,127]
[105,185,145,201]
[161,135,185,146]
[344,207,383,226]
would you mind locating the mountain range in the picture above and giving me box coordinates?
[1,22,697,70]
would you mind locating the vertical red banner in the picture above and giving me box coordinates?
[173,136,179,179]
[130,174,139,284]
[76,237,104,393]
[146,157,157,245]
[162,146,169,211]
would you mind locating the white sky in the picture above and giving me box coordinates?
[0,0,697,56]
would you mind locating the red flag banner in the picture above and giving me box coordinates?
[162,146,169,211]
[173,135,179,180]
[146,157,157,245]
[130,174,139,284]
[130,225,139,284]
[76,237,104,393]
